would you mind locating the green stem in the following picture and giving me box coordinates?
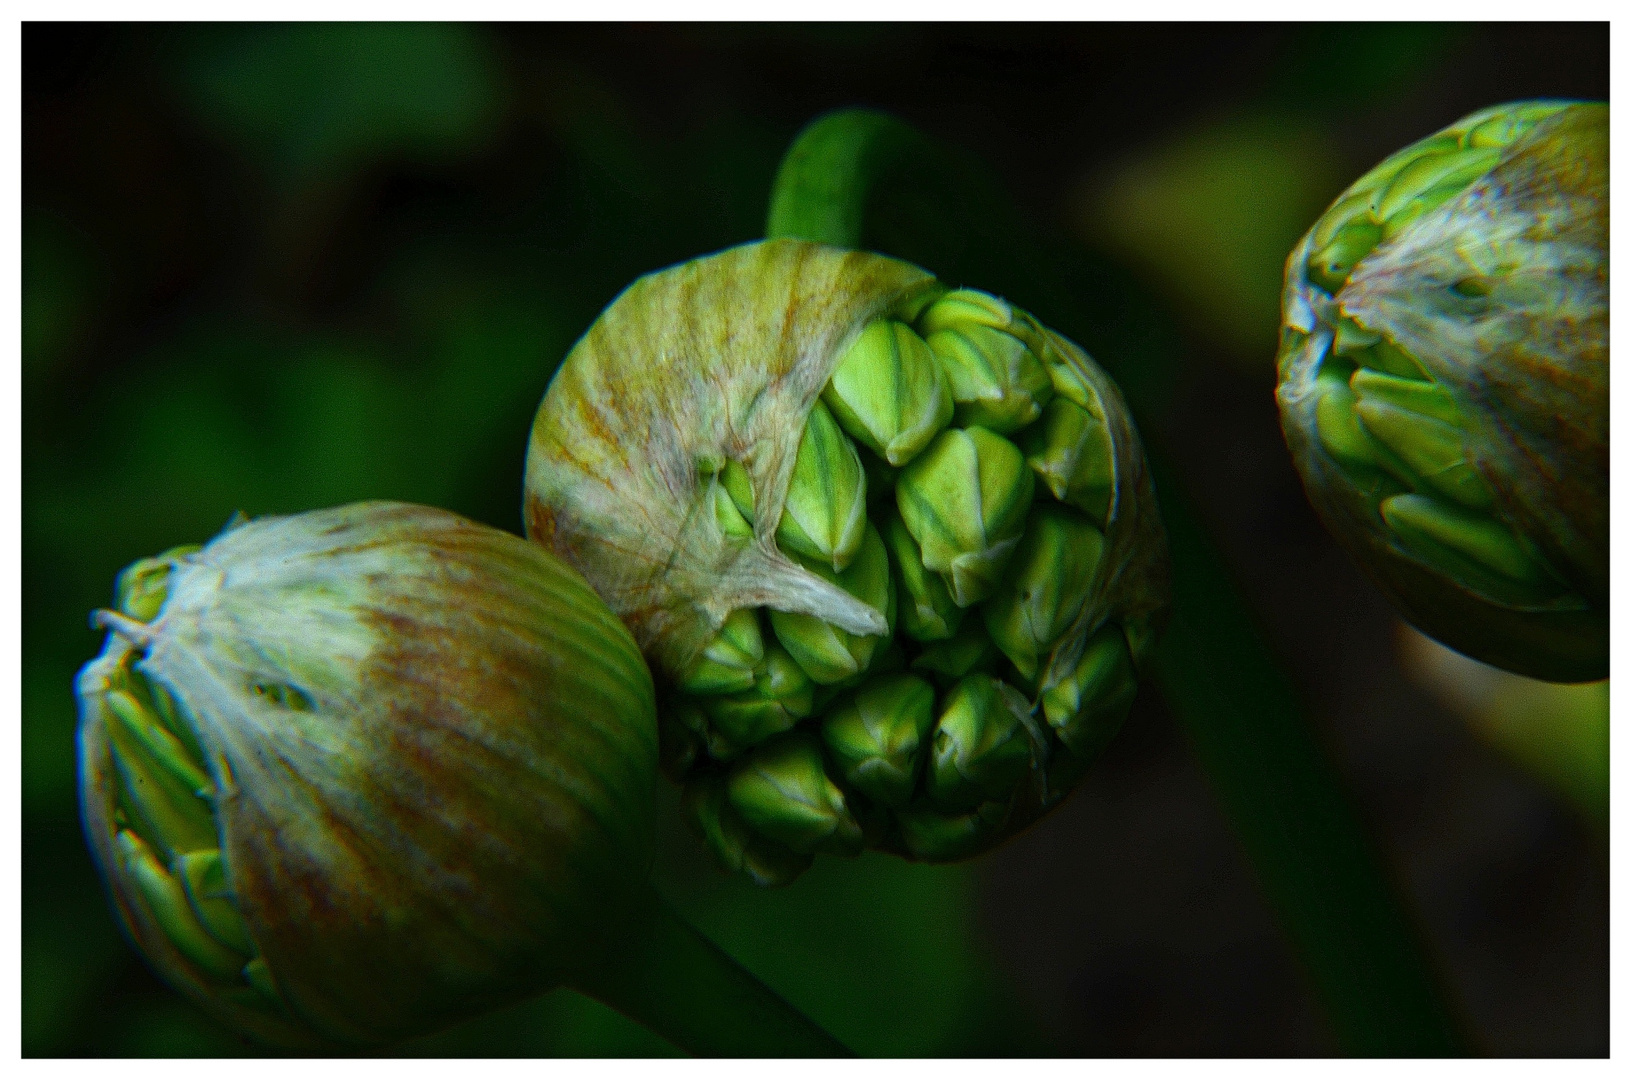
[766,109,928,247]
[1150,455,1463,1054]
[766,108,1466,1055]
[570,885,851,1057]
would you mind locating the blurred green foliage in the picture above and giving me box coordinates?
[1078,110,1345,363]
[1076,24,1463,367]
[172,23,503,187]
[1399,628,1609,831]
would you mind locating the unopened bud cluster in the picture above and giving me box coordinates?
[527,241,1167,885]
[1277,101,1607,682]
[669,290,1145,882]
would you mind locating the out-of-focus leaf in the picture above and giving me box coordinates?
[21,657,79,820]
[1075,110,1345,364]
[395,989,682,1057]
[653,784,1035,1057]
[171,23,502,186]
[1268,24,1459,111]
[1398,626,1608,828]
[22,211,104,383]
[21,871,126,1054]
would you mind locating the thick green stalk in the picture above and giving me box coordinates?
[766,108,1465,1055]
[1149,457,1462,1054]
[571,886,851,1057]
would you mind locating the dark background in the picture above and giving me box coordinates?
[22,22,1608,1056]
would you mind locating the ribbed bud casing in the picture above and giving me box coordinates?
[77,502,657,1046]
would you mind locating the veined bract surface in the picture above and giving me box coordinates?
[1277,101,1607,682]
[77,502,657,1046]
[525,239,1169,885]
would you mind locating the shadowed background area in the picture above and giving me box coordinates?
[22,22,1607,1056]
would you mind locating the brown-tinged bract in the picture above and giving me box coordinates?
[77,502,657,1046]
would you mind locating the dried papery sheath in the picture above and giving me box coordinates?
[77,502,657,1046]
[526,239,1169,884]
[1277,101,1607,681]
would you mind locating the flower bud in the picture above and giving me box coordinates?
[526,240,1169,884]
[1277,100,1607,681]
[774,399,869,572]
[682,774,813,888]
[820,673,937,808]
[919,289,1054,433]
[823,318,954,466]
[697,640,815,754]
[896,426,1035,608]
[726,732,864,856]
[880,506,964,643]
[925,674,1036,810]
[769,522,894,685]
[1020,397,1116,523]
[77,502,657,1046]
[982,505,1107,683]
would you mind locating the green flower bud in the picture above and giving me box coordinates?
[911,619,1001,686]
[823,318,954,466]
[1020,398,1116,524]
[726,732,864,857]
[526,240,1170,884]
[820,673,937,808]
[1041,624,1139,761]
[704,458,757,541]
[983,505,1107,683]
[699,641,814,752]
[774,399,868,572]
[896,426,1035,608]
[679,608,765,696]
[1278,100,1607,681]
[77,503,657,1047]
[880,505,964,642]
[925,674,1036,810]
[920,289,1054,433]
[682,774,813,888]
[769,522,894,684]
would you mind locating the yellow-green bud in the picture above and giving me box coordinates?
[679,608,765,696]
[775,399,868,572]
[926,674,1035,810]
[880,506,964,643]
[1020,397,1116,524]
[683,775,812,888]
[699,641,814,752]
[1041,625,1138,760]
[769,522,894,684]
[983,505,1107,683]
[727,732,864,856]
